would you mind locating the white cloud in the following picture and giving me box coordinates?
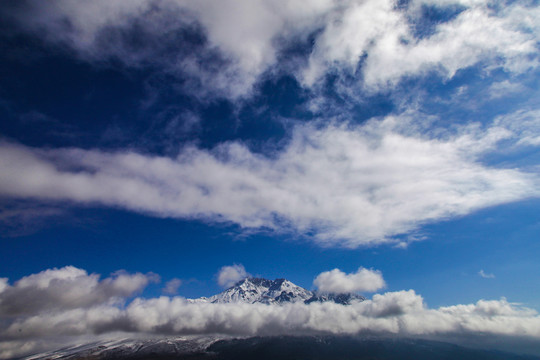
[0,113,538,247]
[217,264,249,288]
[303,0,540,91]
[163,278,183,295]
[494,109,540,147]
[0,0,335,99]
[0,278,7,294]
[479,270,495,279]
[2,267,540,358]
[488,80,526,99]
[314,267,386,293]
[0,266,158,316]
[3,1,538,98]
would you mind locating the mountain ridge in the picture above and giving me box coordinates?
[189,277,365,305]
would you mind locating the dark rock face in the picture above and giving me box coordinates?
[207,337,540,360]
[235,278,273,289]
[305,292,366,305]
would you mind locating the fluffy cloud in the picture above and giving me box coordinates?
[2,0,538,97]
[217,264,249,288]
[0,266,158,316]
[314,267,386,293]
[2,267,540,358]
[0,114,538,247]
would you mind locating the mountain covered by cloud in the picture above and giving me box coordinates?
[18,336,540,360]
[1,0,540,358]
[1,267,540,359]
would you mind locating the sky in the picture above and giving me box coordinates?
[1,0,540,357]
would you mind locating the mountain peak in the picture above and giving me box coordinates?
[191,277,364,305]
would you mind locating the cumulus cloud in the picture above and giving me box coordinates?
[2,0,538,98]
[163,278,183,295]
[479,270,495,279]
[2,267,540,358]
[314,267,386,293]
[0,113,538,247]
[0,266,158,316]
[217,264,249,288]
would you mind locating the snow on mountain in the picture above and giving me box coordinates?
[189,277,363,305]
[305,292,365,305]
[23,336,224,360]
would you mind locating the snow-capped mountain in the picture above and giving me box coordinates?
[189,277,364,305]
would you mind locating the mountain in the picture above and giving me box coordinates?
[21,337,220,360]
[189,277,364,305]
[20,336,540,360]
[305,292,365,305]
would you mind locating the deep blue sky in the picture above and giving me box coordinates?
[1,0,540,312]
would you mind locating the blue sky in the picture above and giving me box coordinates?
[1,0,540,357]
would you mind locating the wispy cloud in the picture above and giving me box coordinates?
[0,112,538,247]
[479,270,495,279]
[162,278,183,295]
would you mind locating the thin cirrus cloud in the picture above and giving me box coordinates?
[1,266,540,359]
[313,267,386,293]
[0,114,538,247]
[2,0,538,98]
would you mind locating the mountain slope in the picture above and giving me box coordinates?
[21,336,540,360]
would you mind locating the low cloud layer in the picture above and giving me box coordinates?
[1,267,540,358]
[314,267,386,293]
[0,114,538,247]
[217,264,249,288]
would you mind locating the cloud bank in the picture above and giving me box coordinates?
[0,114,538,247]
[1,267,540,358]
[314,267,386,293]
